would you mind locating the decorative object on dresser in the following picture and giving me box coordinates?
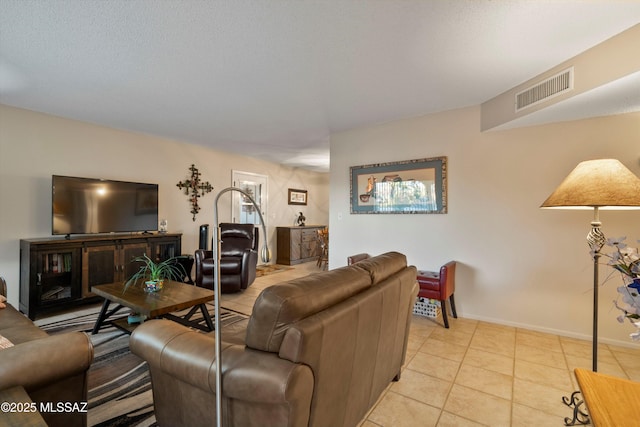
[276,225,327,265]
[176,163,213,221]
[541,158,640,426]
[20,233,182,320]
[350,156,447,214]
[296,211,306,226]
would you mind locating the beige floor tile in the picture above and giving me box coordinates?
[608,343,640,357]
[611,346,640,374]
[391,367,452,408]
[564,354,627,378]
[406,334,427,358]
[367,391,442,427]
[514,359,573,390]
[515,329,563,353]
[515,342,568,369]
[455,364,513,400]
[407,351,461,382]
[429,327,474,347]
[511,402,566,426]
[476,321,516,332]
[437,411,486,426]
[470,334,515,358]
[512,378,572,418]
[462,347,514,376]
[560,338,618,364]
[419,337,468,362]
[409,318,437,338]
[443,384,511,427]
[628,370,640,382]
[447,318,479,335]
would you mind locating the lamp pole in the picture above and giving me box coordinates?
[212,187,271,427]
[587,207,605,372]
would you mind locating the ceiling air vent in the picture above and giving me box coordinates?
[515,67,574,112]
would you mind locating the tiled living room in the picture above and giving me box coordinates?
[226,263,640,427]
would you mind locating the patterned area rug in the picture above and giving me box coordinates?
[35,303,248,427]
[256,264,293,277]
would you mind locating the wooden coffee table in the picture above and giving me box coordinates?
[91,280,214,334]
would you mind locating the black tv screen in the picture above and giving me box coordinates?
[52,175,159,235]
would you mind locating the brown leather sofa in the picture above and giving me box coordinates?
[0,277,94,427]
[130,251,418,427]
[194,222,259,293]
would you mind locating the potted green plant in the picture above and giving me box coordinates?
[124,254,187,293]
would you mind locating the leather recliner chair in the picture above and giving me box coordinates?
[195,223,258,293]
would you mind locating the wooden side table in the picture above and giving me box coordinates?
[0,386,47,427]
[575,368,640,426]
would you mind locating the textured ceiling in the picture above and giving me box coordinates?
[1,1,639,171]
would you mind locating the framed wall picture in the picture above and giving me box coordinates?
[288,188,308,205]
[350,156,447,214]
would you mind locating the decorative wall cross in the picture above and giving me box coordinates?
[176,164,213,221]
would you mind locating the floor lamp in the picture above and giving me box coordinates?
[541,159,640,425]
[212,187,271,427]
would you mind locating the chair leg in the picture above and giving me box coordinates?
[449,294,458,318]
[441,299,449,328]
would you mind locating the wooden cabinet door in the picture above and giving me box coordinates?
[300,229,319,259]
[81,241,150,296]
[82,245,118,297]
[289,228,302,261]
[120,242,150,281]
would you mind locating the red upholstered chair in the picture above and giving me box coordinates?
[417,261,457,328]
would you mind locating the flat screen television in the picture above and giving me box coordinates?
[52,175,159,236]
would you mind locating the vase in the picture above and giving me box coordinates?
[144,280,160,293]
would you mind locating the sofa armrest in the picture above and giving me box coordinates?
[130,319,313,404]
[0,332,94,392]
[241,249,258,288]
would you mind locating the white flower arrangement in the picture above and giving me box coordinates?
[601,237,640,340]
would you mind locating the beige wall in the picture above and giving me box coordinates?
[0,104,329,306]
[330,106,640,347]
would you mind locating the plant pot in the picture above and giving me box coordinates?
[144,280,161,293]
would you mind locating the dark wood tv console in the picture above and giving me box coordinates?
[19,233,182,320]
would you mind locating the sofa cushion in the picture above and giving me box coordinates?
[353,251,408,285]
[245,265,372,352]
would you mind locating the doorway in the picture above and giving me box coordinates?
[231,171,268,226]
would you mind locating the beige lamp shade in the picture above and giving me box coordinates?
[541,159,640,209]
